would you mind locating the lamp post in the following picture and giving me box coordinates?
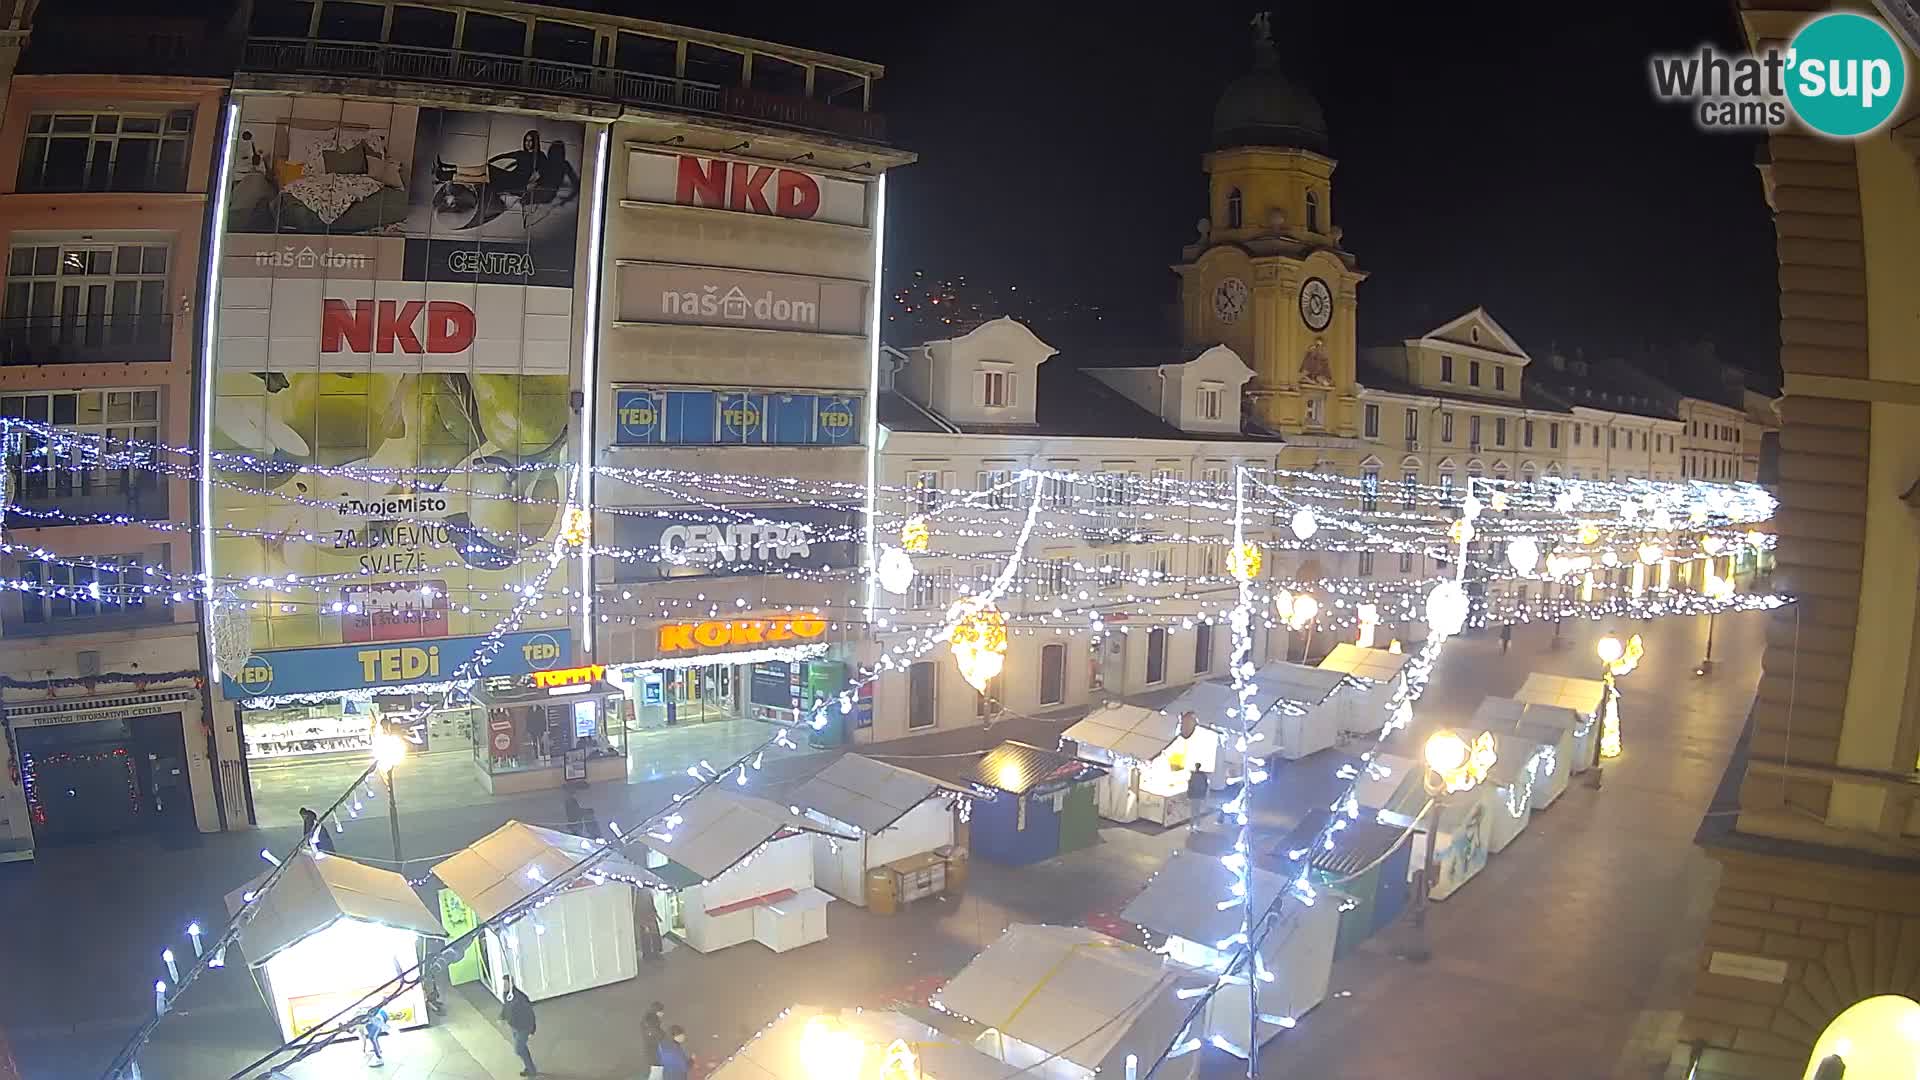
[1406,728,1496,963]
[372,729,407,878]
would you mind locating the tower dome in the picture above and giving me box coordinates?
[1211,12,1328,154]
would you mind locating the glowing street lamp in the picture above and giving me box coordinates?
[1592,633,1642,775]
[1407,727,1497,962]
[371,727,408,878]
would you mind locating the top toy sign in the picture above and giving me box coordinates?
[626,150,869,228]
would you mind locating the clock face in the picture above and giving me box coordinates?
[1212,277,1249,325]
[1299,277,1334,331]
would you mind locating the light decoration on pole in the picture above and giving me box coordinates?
[1596,633,1643,760]
[1577,523,1601,545]
[1637,542,1664,566]
[874,546,915,595]
[1702,535,1726,556]
[371,730,408,775]
[899,515,930,553]
[1425,581,1469,640]
[1281,592,1318,632]
[1448,518,1475,546]
[559,506,591,548]
[1227,542,1262,582]
[1423,728,1497,794]
[1289,507,1318,540]
[1506,536,1540,575]
[1355,603,1379,648]
[948,598,1008,693]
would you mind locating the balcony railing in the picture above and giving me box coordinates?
[241,38,887,144]
[0,314,174,367]
[4,480,168,527]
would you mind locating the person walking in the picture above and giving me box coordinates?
[658,1026,693,1080]
[358,1005,390,1066]
[298,808,335,854]
[635,890,664,963]
[500,976,539,1076]
[641,1003,668,1080]
[1499,623,1513,654]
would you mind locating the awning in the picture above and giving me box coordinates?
[710,1006,1019,1080]
[1317,644,1410,682]
[433,820,660,923]
[643,788,854,882]
[1062,703,1183,762]
[789,754,943,835]
[225,852,444,965]
[1511,673,1607,717]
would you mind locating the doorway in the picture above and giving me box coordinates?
[14,712,192,844]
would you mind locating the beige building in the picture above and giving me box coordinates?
[1680,396,1751,483]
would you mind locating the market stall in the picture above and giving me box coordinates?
[711,1005,1018,1080]
[1121,850,1338,1054]
[1161,661,1353,774]
[470,667,628,795]
[1307,817,1413,958]
[634,788,855,954]
[432,820,658,1002]
[1485,741,1535,853]
[1316,644,1412,737]
[790,754,961,908]
[900,741,1104,867]
[224,852,444,1042]
[1359,747,1495,902]
[1473,695,1581,808]
[1061,703,1214,825]
[933,923,1212,1080]
[1511,673,1606,774]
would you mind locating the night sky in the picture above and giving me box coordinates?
[646,0,1781,380]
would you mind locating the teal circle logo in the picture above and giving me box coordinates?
[1786,13,1907,137]
[237,655,274,693]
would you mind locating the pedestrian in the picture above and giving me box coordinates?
[1177,711,1210,801]
[564,791,585,835]
[658,1025,693,1080]
[635,890,664,963]
[1499,623,1513,654]
[641,1002,668,1080]
[500,976,539,1076]
[358,1005,390,1066]
[298,808,335,854]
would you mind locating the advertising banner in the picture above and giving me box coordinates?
[625,149,869,227]
[616,262,867,335]
[221,629,572,699]
[214,94,585,660]
[606,506,860,582]
[612,387,859,447]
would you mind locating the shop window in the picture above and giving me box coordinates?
[1194,623,1214,675]
[18,111,193,193]
[1040,643,1066,706]
[1145,628,1167,686]
[908,662,937,729]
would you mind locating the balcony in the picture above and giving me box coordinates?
[240,38,888,144]
[0,315,174,367]
[5,478,168,528]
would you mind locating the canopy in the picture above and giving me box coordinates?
[1122,850,1288,946]
[643,789,851,883]
[1062,702,1183,762]
[1512,673,1607,717]
[711,1006,1019,1080]
[433,820,660,923]
[1472,695,1585,737]
[1318,644,1410,682]
[934,924,1212,1076]
[225,852,444,965]
[790,754,943,835]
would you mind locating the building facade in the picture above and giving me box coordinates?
[0,3,231,859]
[1680,396,1751,483]
[1676,3,1920,1078]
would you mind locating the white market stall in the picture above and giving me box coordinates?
[1484,740,1534,853]
[1161,661,1353,777]
[711,1005,1018,1080]
[1511,673,1607,774]
[225,852,444,1042]
[1061,703,1215,825]
[933,923,1211,1080]
[1121,850,1338,1055]
[1471,696,1581,809]
[1357,749,1496,902]
[1316,644,1412,737]
[790,753,960,907]
[433,820,657,1002]
[637,788,855,954]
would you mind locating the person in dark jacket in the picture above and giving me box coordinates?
[298,808,335,854]
[500,976,538,1076]
[641,1003,667,1079]
[635,892,664,963]
[658,1026,692,1080]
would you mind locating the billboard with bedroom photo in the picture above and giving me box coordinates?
[213,94,587,658]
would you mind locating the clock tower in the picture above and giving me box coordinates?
[1174,12,1366,441]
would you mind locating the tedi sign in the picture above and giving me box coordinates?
[322,299,477,354]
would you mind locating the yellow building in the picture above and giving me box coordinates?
[1677,3,1920,1078]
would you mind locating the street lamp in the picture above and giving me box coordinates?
[372,728,407,879]
[1406,728,1496,962]
[1592,633,1641,783]
[1697,570,1734,676]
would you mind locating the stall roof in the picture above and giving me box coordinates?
[1318,644,1411,683]
[892,741,1106,796]
[1512,673,1607,717]
[644,789,853,883]
[1310,818,1410,878]
[433,821,659,923]
[1161,662,1346,739]
[1473,695,1586,736]
[711,1006,1019,1080]
[1188,749,1361,863]
[1062,702,1182,762]
[934,924,1212,1076]
[1350,752,1422,819]
[224,852,444,965]
[1121,850,1288,946]
[790,754,944,835]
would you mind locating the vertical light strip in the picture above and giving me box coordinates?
[576,125,612,657]
[199,98,240,681]
[863,173,887,622]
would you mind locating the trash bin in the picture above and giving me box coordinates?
[865,866,897,914]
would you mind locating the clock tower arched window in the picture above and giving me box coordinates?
[1305,190,1320,233]
[1226,188,1243,229]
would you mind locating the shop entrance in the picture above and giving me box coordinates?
[240,698,486,828]
[15,712,192,844]
[622,664,741,729]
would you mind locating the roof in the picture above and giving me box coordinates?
[433,821,659,923]
[1063,702,1184,762]
[1511,674,1607,717]
[876,388,957,434]
[1188,749,1362,863]
[1350,753,1422,818]
[933,924,1212,1075]
[641,789,851,882]
[1317,644,1409,682]
[1212,28,1328,154]
[790,754,944,835]
[1162,663,1346,741]
[225,852,444,965]
[1472,695,1587,737]
[711,1006,1019,1080]
[952,741,1107,795]
[1121,850,1289,945]
[1358,362,1573,416]
[1310,818,1410,877]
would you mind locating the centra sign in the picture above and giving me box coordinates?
[657,613,829,654]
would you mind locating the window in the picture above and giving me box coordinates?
[1152,467,1182,500]
[1362,467,1379,511]
[1402,470,1418,510]
[1201,465,1226,490]
[1149,547,1173,578]
[1441,413,1455,444]
[1194,623,1215,675]
[977,468,1014,510]
[1363,403,1380,438]
[19,110,194,193]
[1609,429,1617,449]
[1592,425,1600,445]
[981,368,1013,408]
[1439,469,1454,494]
[1197,544,1222,579]
[6,242,172,346]
[908,662,937,729]
[1357,551,1374,577]
[1399,550,1414,573]
[1524,420,1535,448]
[1196,383,1223,421]
[910,469,942,513]
[1495,366,1507,391]
[1037,558,1072,596]
[1226,188,1243,229]
[1098,550,1128,584]
[1440,355,1454,383]
[1469,416,1482,447]
[3,389,161,511]
[1305,190,1321,233]
[12,549,166,630]
[1549,423,1560,449]
[1404,408,1419,443]
[1304,393,1325,429]
[1573,424,1582,446]
[1494,417,1507,446]
[1145,628,1168,685]
[1095,471,1131,510]
[1469,360,1482,387]
[1522,463,1536,484]
[1040,643,1066,706]
[1041,472,1072,510]
[909,568,951,611]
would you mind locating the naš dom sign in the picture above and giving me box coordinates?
[656,613,828,654]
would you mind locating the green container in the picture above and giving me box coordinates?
[438,889,483,985]
[1311,868,1376,959]
[806,660,848,748]
[1056,782,1100,854]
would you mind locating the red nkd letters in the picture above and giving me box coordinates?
[321,299,477,354]
[674,156,822,219]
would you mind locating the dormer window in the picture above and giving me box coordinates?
[1196,382,1224,421]
[1305,190,1320,233]
[1226,188,1243,229]
[980,366,1014,408]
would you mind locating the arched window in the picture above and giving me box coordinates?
[1305,190,1320,233]
[1226,188,1243,229]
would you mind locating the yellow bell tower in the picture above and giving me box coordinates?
[1174,12,1366,444]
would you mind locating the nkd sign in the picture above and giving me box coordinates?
[322,299,477,354]
[626,150,869,227]
[618,262,867,335]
